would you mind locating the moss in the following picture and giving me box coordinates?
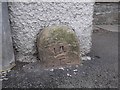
[37,25,80,67]
[40,26,79,52]
[51,27,76,43]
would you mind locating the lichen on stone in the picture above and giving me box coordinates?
[37,25,81,68]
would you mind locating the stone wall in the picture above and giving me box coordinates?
[8,2,94,62]
[93,2,119,25]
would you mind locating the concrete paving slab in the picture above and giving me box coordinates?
[94,25,119,32]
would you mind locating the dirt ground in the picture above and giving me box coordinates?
[2,28,118,88]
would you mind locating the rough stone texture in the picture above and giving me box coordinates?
[37,25,80,68]
[93,2,119,25]
[8,2,94,62]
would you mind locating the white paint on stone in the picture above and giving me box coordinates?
[8,2,94,62]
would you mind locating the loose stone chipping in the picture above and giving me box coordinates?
[37,25,80,68]
[8,2,94,62]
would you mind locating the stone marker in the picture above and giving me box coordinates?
[37,25,81,68]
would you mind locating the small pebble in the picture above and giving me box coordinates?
[74,72,77,75]
[23,65,25,67]
[76,65,79,67]
[1,76,5,78]
[81,56,91,61]
[67,73,72,77]
[3,78,8,81]
[73,69,78,72]
[83,72,85,74]
[59,67,64,70]
[1,71,6,73]
[80,64,83,66]
[95,80,97,82]
[0,79,3,81]
[7,70,11,73]
[99,84,102,87]
[50,69,54,72]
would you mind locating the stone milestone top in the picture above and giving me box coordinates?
[37,25,81,68]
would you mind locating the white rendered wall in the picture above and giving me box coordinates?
[8,2,94,62]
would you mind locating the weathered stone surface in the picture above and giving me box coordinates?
[37,25,80,68]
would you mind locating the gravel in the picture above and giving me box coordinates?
[2,30,118,88]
